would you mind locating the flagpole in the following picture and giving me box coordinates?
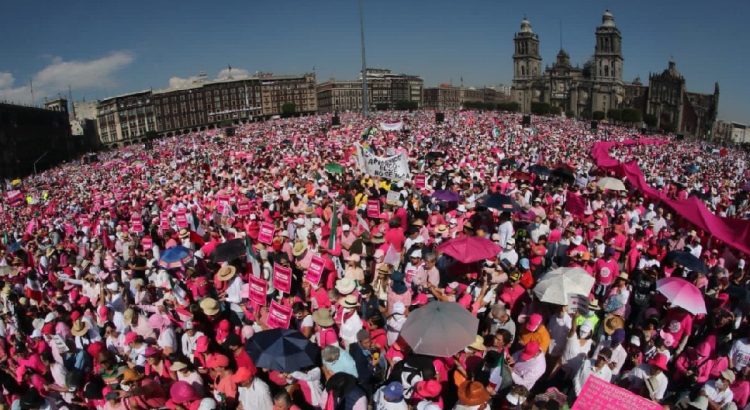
[358,0,369,117]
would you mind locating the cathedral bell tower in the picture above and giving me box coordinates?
[591,10,624,114]
[512,17,542,113]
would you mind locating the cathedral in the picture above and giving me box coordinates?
[511,10,719,138]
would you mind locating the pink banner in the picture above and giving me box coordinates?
[248,276,267,306]
[258,222,275,245]
[273,264,292,294]
[267,301,292,329]
[414,174,426,189]
[573,375,661,410]
[305,255,325,286]
[175,214,188,228]
[592,139,750,256]
[367,200,380,219]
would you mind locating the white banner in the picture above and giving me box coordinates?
[380,121,403,131]
[356,144,411,181]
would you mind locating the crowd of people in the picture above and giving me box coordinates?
[0,110,749,410]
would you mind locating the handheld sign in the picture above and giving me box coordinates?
[305,255,325,286]
[248,276,268,306]
[267,301,292,329]
[414,174,426,189]
[258,222,275,245]
[572,375,662,410]
[273,264,292,294]
[367,199,380,219]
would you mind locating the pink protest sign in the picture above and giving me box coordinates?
[305,255,325,286]
[267,301,292,329]
[237,201,251,216]
[414,174,426,189]
[367,199,380,219]
[273,264,292,294]
[572,375,662,410]
[248,276,267,306]
[175,214,189,228]
[258,222,275,245]
[141,236,153,250]
[159,219,170,231]
[131,221,143,234]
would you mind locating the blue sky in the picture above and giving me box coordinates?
[0,0,747,121]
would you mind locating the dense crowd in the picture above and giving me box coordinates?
[0,110,749,410]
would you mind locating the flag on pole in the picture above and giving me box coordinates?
[328,203,338,250]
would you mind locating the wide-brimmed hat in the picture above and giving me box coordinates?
[312,308,334,327]
[341,294,360,309]
[121,368,143,383]
[391,280,408,295]
[199,298,220,316]
[71,320,90,337]
[526,313,543,332]
[377,264,390,276]
[588,299,601,311]
[178,228,190,239]
[292,241,307,257]
[335,278,356,295]
[457,380,491,406]
[468,335,486,351]
[217,265,237,281]
[520,340,541,361]
[170,381,200,404]
[603,315,625,335]
[169,361,188,372]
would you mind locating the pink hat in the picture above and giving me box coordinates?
[412,293,429,306]
[520,341,540,361]
[124,331,138,345]
[144,346,161,358]
[148,314,167,329]
[526,313,543,332]
[415,379,442,398]
[648,353,669,371]
[206,353,229,369]
[169,381,199,404]
[231,366,257,384]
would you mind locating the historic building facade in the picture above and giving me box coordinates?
[511,10,719,137]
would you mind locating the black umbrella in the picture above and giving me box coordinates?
[246,329,320,372]
[212,239,247,263]
[551,167,575,183]
[426,151,444,160]
[528,164,550,176]
[500,158,517,169]
[664,251,708,274]
[481,194,521,212]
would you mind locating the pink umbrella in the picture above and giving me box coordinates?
[656,277,707,315]
[437,236,501,264]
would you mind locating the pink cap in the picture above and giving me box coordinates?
[526,313,543,332]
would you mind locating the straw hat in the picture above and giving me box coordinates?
[312,308,334,327]
[169,361,188,372]
[341,294,360,309]
[217,265,237,282]
[292,241,307,257]
[71,320,90,337]
[603,314,625,335]
[199,298,220,316]
[435,224,449,235]
[178,228,190,239]
[121,368,143,383]
[468,335,486,351]
[335,278,356,295]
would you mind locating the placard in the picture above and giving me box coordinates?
[273,264,292,294]
[237,201,251,216]
[141,236,153,250]
[572,375,662,410]
[130,221,143,234]
[267,301,293,329]
[175,213,189,228]
[248,276,267,306]
[367,199,381,219]
[258,222,275,245]
[305,255,325,286]
[414,174,426,189]
[355,144,411,181]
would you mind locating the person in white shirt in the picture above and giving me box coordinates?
[703,370,736,409]
[180,322,205,361]
[593,328,627,376]
[497,214,514,249]
[236,366,273,410]
[621,353,669,402]
[730,337,750,371]
[547,307,572,359]
[573,347,613,395]
[498,238,519,268]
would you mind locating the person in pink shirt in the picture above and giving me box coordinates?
[384,220,406,253]
[594,249,619,300]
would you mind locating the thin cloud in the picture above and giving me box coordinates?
[217,67,249,80]
[0,51,134,105]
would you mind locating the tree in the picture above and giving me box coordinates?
[607,109,622,122]
[644,114,657,128]
[592,111,605,120]
[281,103,296,117]
[621,108,642,123]
[662,122,677,133]
[531,102,552,115]
[565,110,575,118]
[497,102,520,112]
[375,103,389,111]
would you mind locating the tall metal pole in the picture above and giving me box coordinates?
[358,0,369,117]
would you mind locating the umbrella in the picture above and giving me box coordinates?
[528,164,550,176]
[500,158,517,169]
[246,329,320,372]
[159,245,192,269]
[425,151,444,160]
[324,162,343,174]
[432,190,461,203]
[481,194,521,212]
[656,277,707,315]
[551,167,575,183]
[212,239,247,263]
[400,301,479,357]
[437,236,501,264]
[533,267,595,305]
[597,177,627,192]
[664,251,708,274]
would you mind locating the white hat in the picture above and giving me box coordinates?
[410,249,423,258]
[342,224,351,231]
[506,238,516,246]
[44,312,58,323]
[249,214,257,220]
[457,205,467,213]
[294,218,305,225]
[572,235,583,245]
[630,335,641,347]
[739,259,746,269]
[105,282,120,291]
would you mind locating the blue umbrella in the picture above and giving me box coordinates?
[246,329,320,372]
[664,250,707,274]
[432,190,461,203]
[159,245,192,269]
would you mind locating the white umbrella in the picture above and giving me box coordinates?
[597,177,627,192]
[400,301,479,357]
[533,267,595,305]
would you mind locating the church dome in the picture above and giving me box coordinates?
[601,10,616,28]
[520,17,533,33]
